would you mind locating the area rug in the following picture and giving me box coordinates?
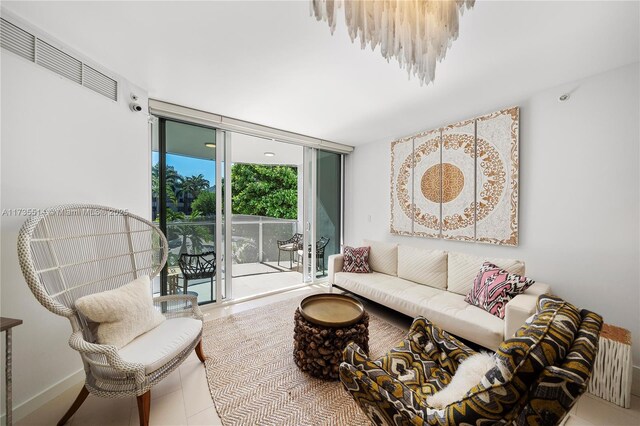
[202,295,407,426]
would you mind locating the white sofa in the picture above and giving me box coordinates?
[328,240,550,350]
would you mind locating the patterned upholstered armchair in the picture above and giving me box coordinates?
[340,295,603,426]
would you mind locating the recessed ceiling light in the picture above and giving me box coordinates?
[204,143,216,148]
[264,152,276,157]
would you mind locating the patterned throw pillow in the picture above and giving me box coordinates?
[465,262,535,319]
[342,246,371,273]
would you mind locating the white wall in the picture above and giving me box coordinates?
[345,63,640,369]
[0,51,150,417]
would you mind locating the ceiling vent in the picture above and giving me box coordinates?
[1,17,118,101]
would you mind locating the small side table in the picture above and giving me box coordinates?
[293,294,369,380]
[1,317,23,426]
[588,323,632,408]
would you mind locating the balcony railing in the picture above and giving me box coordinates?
[165,215,298,267]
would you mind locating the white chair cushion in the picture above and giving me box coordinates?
[75,276,165,349]
[397,246,447,289]
[447,252,525,296]
[364,240,398,276]
[119,317,202,374]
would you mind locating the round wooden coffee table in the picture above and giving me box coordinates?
[293,294,369,380]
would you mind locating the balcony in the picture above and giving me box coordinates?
[154,214,307,303]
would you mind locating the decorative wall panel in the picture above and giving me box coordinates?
[476,108,519,245]
[390,137,414,235]
[412,129,441,238]
[389,107,519,246]
[441,119,476,241]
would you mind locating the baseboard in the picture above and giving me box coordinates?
[0,368,84,423]
[632,365,640,397]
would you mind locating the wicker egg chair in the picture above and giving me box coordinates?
[17,204,206,426]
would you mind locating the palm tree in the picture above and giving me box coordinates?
[166,210,212,256]
[152,163,183,206]
[180,174,210,213]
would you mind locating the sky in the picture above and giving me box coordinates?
[153,151,218,187]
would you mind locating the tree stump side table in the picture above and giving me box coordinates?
[588,323,632,408]
[293,294,369,380]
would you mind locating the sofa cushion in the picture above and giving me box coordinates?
[447,252,525,296]
[335,272,504,349]
[364,240,398,276]
[425,292,505,350]
[335,272,442,317]
[342,246,371,273]
[465,262,535,319]
[397,246,447,289]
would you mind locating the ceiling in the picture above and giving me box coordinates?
[165,120,303,166]
[3,1,639,146]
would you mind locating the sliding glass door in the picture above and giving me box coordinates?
[152,117,343,304]
[153,118,224,305]
[316,150,342,278]
[302,148,343,282]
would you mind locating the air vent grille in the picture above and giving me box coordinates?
[36,39,82,84]
[1,17,118,101]
[0,18,35,61]
[82,64,118,101]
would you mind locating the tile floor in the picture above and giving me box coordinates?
[16,285,640,426]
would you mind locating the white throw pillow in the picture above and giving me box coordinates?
[75,275,165,349]
[447,252,525,296]
[363,240,398,276]
[397,246,447,289]
[426,352,496,408]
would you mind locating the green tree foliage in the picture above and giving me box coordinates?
[191,191,216,217]
[165,209,213,258]
[180,174,210,213]
[231,164,297,219]
[152,164,182,205]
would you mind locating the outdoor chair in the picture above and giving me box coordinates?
[17,204,205,426]
[298,236,331,275]
[339,294,602,426]
[178,251,216,296]
[277,232,303,269]
[315,236,330,274]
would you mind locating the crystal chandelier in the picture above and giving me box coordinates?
[311,0,475,86]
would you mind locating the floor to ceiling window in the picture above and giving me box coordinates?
[152,119,220,304]
[151,107,345,305]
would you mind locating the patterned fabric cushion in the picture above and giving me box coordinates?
[447,251,525,295]
[465,262,535,319]
[342,246,371,273]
